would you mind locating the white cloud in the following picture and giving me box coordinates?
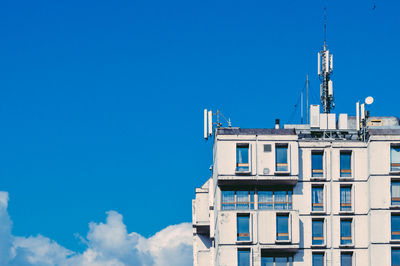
[0,192,193,266]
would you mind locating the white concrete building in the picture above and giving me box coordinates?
[193,113,400,265]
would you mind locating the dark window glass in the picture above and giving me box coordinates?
[261,256,274,266]
[237,214,250,241]
[276,145,288,171]
[261,256,293,266]
[391,145,400,172]
[313,253,324,266]
[392,181,400,206]
[341,253,352,266]
[340,220,352,245]
[312,151,324,177]
[392,249,400,266]
[258,190,292,210]
[221,190,254,210]
[276,214,289,240]
[340,151,352,177]
[392,214,400,240]
[312,220,324,245]
[236,144,249,172]
[312,186,324,211]
[340,186,352,211]
[238,249,250,266]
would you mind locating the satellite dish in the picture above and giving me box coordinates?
[365,96,374,105]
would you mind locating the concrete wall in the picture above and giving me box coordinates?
[194,133,400,266]
[215,135,299,177]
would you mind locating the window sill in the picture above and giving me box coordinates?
[390,205,400,209]
[339,244,354,248]
[339,211,354,215]
[339,176,353,180]
[310,211,326,215]
[390,171,400,175]
[310,176,326,180]
[235,170,251,176]
[275,240,291,244]
[275,171,290,176]
[236,240,252,245]
[311,244,326,248]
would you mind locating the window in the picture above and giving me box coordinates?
[221,190,254,210]
[238,249,250,266]
[341,252,352,266]
[340,151,352,177]
[392,214,400,240]
[276,214,289,241]
[312,151,324,177]
[236,144,249,172]
[237,214,250,241]
[340,219,352,245]
[312,219,324,245]
[391,145,400,172]
[258,190,292,210]
[312,186,324,212]
[312,253,324,266]
[261,255,293,266]
[276,144,288,172]
[340,186,352,211]
[392,249,400,266]
[392,181,400,206]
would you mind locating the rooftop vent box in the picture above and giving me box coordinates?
[320,113,336,130]
[338,114,348,130]
[310,105,320,128]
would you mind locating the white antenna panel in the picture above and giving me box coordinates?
[361,103,365,121]
[330,54,333,71]
[328,80,333,96]
[320,84,323,98]
[204,109,208,139]
[356,102,360,131]
[317,52,321,75]
[325,51,329,71]
[208,110,212,135]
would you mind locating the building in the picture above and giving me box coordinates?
[192,42,400,266]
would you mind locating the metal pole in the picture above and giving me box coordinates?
[301,92,303,124]
[306,74,309,124]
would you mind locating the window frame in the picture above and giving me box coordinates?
[391,144,400,173]
[392,180,400,208]
[237,248,251,266]
[391,213,400,242]
[340,252,353,266]
[237,213,252,243]
[260,253,294,266]
[311,185,325,213]
[340,150,352,178]
[340,218,353,246]
[275,143,290,174]
[312,252,325,266]
[312,219,325,246]
[340,185,353,213]
[276,213,291,243]
[257,189,293,210]
[392,248,400,266]
[311,150,324,179]
[221,190,254,211]
[236,143,250,174]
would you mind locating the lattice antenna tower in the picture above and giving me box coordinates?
[317,6,334,113]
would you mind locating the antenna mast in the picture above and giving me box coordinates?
[317,6,334,113]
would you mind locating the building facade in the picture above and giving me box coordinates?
[192,114,400,265]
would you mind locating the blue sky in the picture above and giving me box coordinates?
[0,0,399,261]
